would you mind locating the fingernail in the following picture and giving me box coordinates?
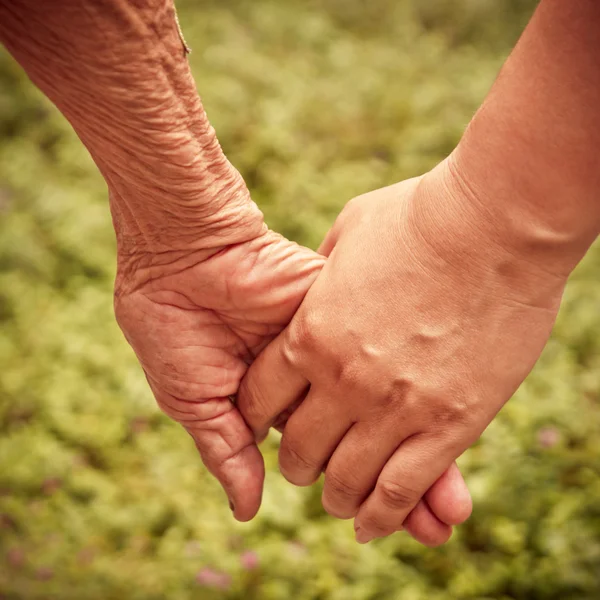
[355,527,372,544]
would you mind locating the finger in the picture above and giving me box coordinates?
[403,500,453,548]
[237,332,308,438]
[321,421,405,519]
[279,389,353,486]
[425,461,472,526]
[272,394,306,433]
[321,420,469,527]
[153,388,265,522]
[354,435,454,543]
[317,226,337,257]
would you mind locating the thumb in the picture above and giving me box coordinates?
[151,385,265,522]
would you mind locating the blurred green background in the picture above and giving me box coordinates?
[1,1,600,598]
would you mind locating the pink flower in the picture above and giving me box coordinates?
[42,478,62,495]
[36,566,53,581]
[78,547,96,565]
[240,550,259,570]
[7,548,25,569]
[287,541,307,559]
[538,426,561,449]
[195,568,232,590]
[130,417,149,435]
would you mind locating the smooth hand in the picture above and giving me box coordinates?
[238,160,567,542]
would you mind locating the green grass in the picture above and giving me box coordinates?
[1,1,599,598]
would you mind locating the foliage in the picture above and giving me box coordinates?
[1,1,599,598]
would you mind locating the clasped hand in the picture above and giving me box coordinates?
[116,160,565,546]
[237,160,565,544]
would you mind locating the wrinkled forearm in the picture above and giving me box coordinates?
[448,0,600,277]
[0,0,264,255]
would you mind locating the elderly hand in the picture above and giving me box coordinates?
[113,227,321,521]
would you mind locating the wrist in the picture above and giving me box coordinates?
[111,165,267,295]
[57,12,265,255]
[104,143,266,256]
[1,0,267,257]
[448,122,596,280]
[409,159,570,309]
[439,0,600,279]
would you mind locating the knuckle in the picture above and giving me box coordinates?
[157,395,231,426]
[280,327,303,368]
[433,395,470,425]
[358,514,389,537]
[386,375,415,407]
[426,393,473,439]
[158,398,200,424]
[158,376,202,403]
[282,440,318,471]
[154,394,182,420]
[323,470,363,517]
[339,195,363,223]
[238,375,270,428]
[145,355,230,405]
[213,437,255,471]
[337,359,362,390]
[280,443,320,484]
[378,479,418,510]
[281,313,331,372]
[297,311,326,352]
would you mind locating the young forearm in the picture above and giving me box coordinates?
[449,0,600,276]
[0,0,264,255]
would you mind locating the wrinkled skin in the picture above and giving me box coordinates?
[114,226,472,545]
[114,230,323,520]
[238,162,566,543]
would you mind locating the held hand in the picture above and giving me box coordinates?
[114,228,323,522]
[114,217,471,544]
[238,160,567,542]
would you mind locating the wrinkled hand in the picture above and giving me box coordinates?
[114,215,471,544]
[114,228,322,521]
[238,160,566,542]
